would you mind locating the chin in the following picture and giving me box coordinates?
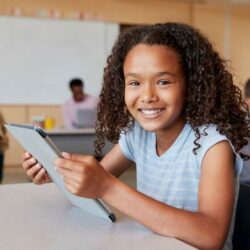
[139,122,163,132]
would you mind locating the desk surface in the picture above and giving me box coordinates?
[0,183,195,250]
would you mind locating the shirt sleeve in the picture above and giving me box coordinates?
[119,128,135,162]
[196,125,243,177]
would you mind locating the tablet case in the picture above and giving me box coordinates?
[5,123,116,222]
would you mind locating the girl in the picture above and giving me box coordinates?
[22,23,250,249]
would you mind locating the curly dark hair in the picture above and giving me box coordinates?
[95,22,250,158]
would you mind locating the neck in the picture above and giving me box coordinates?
[155,118,185,156]
[74,96,85,103]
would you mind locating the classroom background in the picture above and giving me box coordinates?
[0,0,250,176]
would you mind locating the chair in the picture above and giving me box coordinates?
[232,183,250,250]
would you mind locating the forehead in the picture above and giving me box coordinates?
[123,44,182,74]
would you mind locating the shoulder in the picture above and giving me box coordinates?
[199,123,223,136]
[190,124,227,165]
[122,122,146,139]
[63,97,73,105]
[119,122,141,142]
[118,122,148,161]
[195,124,227,146]
[85,95,99,102]
[194,124,243,175]
[181,123,226,153]
[62,98,73,108]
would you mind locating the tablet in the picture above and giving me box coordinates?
[5,123,116,222]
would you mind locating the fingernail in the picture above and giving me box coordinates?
[30,158,36,164]
[62,152,70,158]
[36,164,41,170]
[54,166,58,171]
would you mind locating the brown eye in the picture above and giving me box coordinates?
[130,81,140,86]
[158,80,171,85]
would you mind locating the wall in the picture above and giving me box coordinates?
[1,1,250,166]
[1,105,63,166]
[230,6,250,83]
[0,1,249,84]
[192,3,250,86]
[0,16,119,104]
[0,0,192,24]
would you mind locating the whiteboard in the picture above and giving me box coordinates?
[0,16,119,104]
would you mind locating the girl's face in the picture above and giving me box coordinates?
[124,44,186,133]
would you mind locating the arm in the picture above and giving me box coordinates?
[103,141,235,249]
[22,144,131,185]
[55,140,235,250]
[100,144,133,177]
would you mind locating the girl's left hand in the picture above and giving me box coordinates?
[54,152,112,199]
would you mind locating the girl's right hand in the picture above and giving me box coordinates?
[22,152,51,184]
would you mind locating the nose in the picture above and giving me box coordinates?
[141,84,158,103]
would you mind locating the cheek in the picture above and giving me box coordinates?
[173,91,185,105]
[160,89,184,107]
[124,89,138,108]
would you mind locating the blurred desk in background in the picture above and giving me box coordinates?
[46,128,114,156]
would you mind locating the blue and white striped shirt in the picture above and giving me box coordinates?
[119,122,242,250]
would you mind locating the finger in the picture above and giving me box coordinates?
[22,157,37,170]
[33,168,46,184]
[57,167,75,180]
[44,173,51,183]
[63,178,79,194]
[54,158,84,172]
[63,175,78,186]
[65,153,95,163]
[26,163,42,179]
[21,152,32,162]
[61,152,71,159]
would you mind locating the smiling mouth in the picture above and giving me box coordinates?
[139,108,165,118]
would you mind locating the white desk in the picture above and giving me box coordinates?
[46,129,113,156]
[0,183,195,250]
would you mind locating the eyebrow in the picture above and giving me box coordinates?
[124,71,176,78]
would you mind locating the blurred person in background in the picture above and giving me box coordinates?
[240,78,250,184]
[62,78,98,129]
[0,111,9,183]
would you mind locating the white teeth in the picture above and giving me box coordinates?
[141,109,162,115]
